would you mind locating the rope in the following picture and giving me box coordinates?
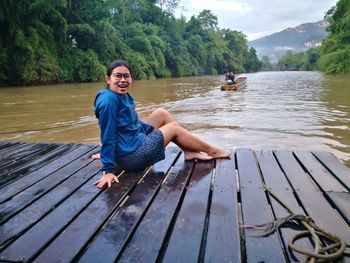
[241,182,349,262]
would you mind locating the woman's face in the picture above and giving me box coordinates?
[105,65,132,95]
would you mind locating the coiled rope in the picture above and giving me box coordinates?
[241,182,349,262]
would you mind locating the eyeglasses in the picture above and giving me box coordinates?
[112,73,131,80]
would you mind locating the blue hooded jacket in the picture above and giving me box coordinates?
[94,88,153,173]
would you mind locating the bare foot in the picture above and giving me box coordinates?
[184,151,213,161]
[208,148,231,159]
[91,153,100,160]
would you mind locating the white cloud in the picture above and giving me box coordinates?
[184,0,252,12]
[177,0,338,40]
[246,31,275,41]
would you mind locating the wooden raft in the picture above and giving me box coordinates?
[0,141,349,263]
[221,76,247,91]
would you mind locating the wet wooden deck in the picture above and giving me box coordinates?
[0,141,349,263]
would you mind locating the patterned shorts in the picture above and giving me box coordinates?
[117,130,165,171]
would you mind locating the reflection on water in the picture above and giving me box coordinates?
[0,71,349,167]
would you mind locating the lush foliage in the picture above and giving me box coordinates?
[260,56,274,71]
[318,0,350,73]
[0,0,260,86]
[276,48,321,71]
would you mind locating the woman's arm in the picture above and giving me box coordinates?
[94,91,119,187]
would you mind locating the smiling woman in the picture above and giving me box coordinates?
[93,60,230,188]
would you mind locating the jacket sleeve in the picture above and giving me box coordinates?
[94,92,119,173]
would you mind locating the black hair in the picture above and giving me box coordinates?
[106,60,132,76]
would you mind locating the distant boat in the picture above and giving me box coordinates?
[220,76,247,91]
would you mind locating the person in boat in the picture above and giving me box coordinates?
[225,71,236,85]
[93,59,230,188]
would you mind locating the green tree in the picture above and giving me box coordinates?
[0,0,66,84]
[260,55,273,71]
[156,0,180,14]
[303,48,320,70]
[318,0,350,73]
[0,0,261,85]
[197,9,219,31]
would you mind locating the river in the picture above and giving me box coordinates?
[1,71,349,167]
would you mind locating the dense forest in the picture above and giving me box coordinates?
[0,0,261,86]
[275,0,350,74]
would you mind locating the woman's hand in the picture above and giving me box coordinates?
[94,172,119,188]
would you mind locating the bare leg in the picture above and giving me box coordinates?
[95,108,229,161]
[159,122,230,160]
[145,108,175,129]
[145,108,208,159]
[146,108,230,160]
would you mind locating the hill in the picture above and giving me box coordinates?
[248,20,329,62]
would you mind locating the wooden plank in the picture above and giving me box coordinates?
[0,141,25,156]
[0,173,100,262]
[1,142,348,262]
[0,140,10,145]
[32,148,180,263]
[0,140,13,148]
[204,152,241,263]
[0,143,50,169]
[0,144,98,203]
[78,168,173,262]
[255,150,304,215]
[0,160,99,248]
[161,160,214,263]
[275,150,350,254]
[312,151,350,190]
[327,192,350,225]
[237,149,285,262]
[110,155,192,263]
[0,146,97,223]
[294,150,346,192]
[0,141,25,150]
[76,173,164,263]
[78,153,189,262]
[0,142,50,167]
[294,150,350,226]
[0,171,142,262]
[0,143,77,187]
[255,150,313,262]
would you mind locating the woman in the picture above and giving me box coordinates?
[94,60,230,188]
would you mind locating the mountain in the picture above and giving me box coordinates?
[248,20,329,62]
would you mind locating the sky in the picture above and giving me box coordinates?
[175,0,338,40]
